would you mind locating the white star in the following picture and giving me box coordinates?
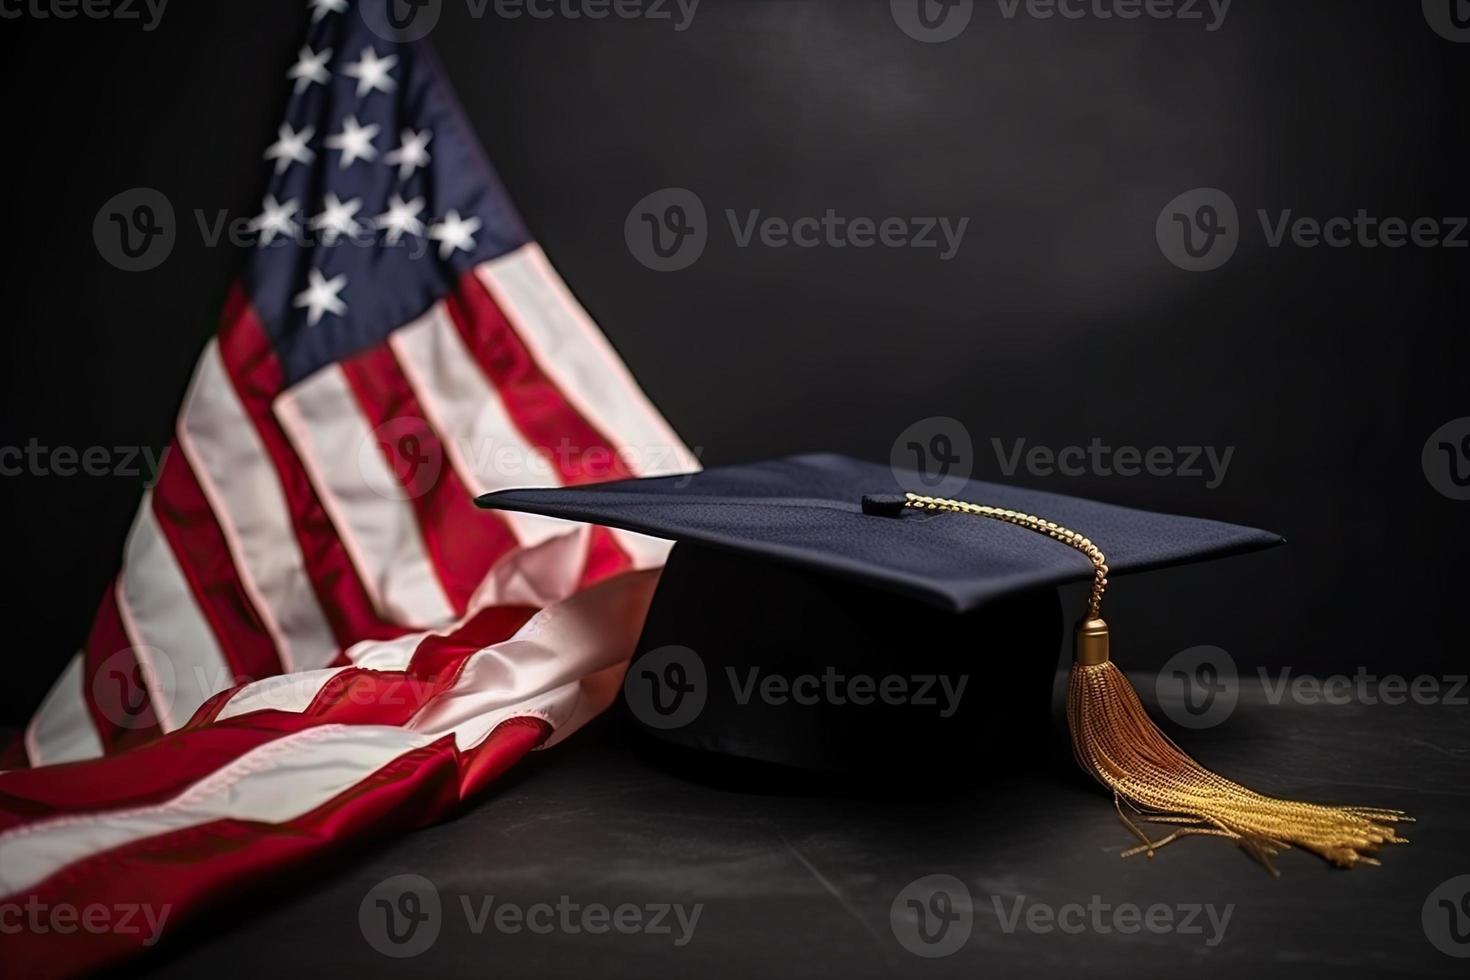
[263,122,314,174]
[384,128,432,181]
[325,114,380,168]
[293,269,348,327]
[308,0,346,23]
[287,45,331,93]
[375,194,426,245]
[249,195,300,246]
[309,193,364,244]
[429,210,482,259]
[343,46,398,98]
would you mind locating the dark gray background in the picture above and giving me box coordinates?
[2,0,1468,726]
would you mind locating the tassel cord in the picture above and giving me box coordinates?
[902,491,1409,873]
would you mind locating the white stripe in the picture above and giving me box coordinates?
[611,531,674,570]
[274,364,456,629]
[210,626,430,722]
[388,303,574,548]
[0,572,659,897]
[411,568,659,747]
[475,246,699,479]
[212,532,636,723]
[474,247,695,569]
[118,502,233,731]
[0,725,437,896]
[179,341,339,671]
[210,667,347,721]
[24,654,104,766]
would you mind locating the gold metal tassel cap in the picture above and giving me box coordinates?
[902,491,1410,874]
[1075,618,1110,666]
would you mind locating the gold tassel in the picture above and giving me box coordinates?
[1067,617,1410,875]
[901,492,1411,874]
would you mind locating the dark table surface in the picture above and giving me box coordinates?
[136,674,1469,979]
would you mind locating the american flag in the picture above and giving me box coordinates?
[0,2,694,975]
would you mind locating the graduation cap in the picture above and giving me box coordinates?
[478,453,1407,873]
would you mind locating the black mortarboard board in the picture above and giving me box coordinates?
[477,453,1408,872]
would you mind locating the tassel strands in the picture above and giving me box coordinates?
[1068,652,1409,875]
[902,492,1410,874]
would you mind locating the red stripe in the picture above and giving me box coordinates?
[445,270,637,487]
[0,714,307,833]
[338,343,521,615]
[579,526,633,588]
[444,271,636,574]
[216,285,407,648]
[150,441,282,687]
[0,720,549,980]
[0,605,535,831]
[0,735,27,771]
[81,585,159,757]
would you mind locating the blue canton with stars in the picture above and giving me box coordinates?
[247,0,530,386]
